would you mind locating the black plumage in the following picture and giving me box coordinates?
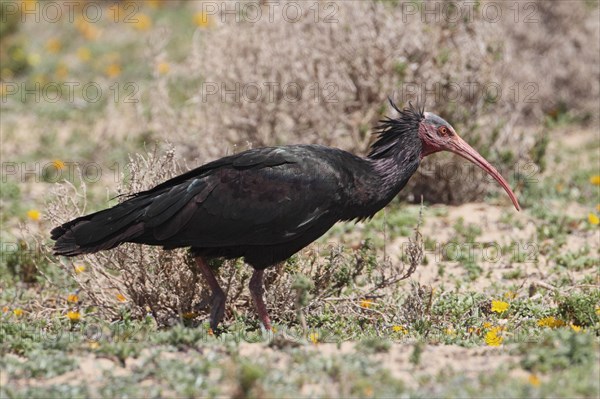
[52,100,519,330]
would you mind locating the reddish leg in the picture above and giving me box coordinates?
[195,256,226,331]
[249,269,272,331]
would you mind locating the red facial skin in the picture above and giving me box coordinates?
[419,112,520,211]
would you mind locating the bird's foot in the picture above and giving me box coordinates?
[249,269,273,332]
[195,256,228,331]
[259,314,273,333]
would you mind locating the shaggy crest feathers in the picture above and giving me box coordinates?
[368,99,425,159]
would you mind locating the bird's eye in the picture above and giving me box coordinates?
[438,126,451,136]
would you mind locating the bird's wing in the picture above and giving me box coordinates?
[131,146,298,197]
[137,146,344,246]
[52,146,350,255]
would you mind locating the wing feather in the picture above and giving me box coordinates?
[53,145,349,256]
[147,149,343,247]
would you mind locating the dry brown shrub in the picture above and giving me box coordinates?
[502,1,600,121]
[139,0,598,204]
[40,146,197,325]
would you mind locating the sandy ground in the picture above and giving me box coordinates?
[3,128,597,395]
[4,341,521,395]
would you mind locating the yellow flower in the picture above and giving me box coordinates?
[33,74,47,85]
[590,175,600,185]
[51,159,65,170]
[132,13,152,31]
[28,52,41,67]
[46,38,62,54]
[11,47,25,62]
[596,307,600,316]
[156,62,170,75]
[13,308,23,317]
[570,323,582,332]
[182,312,197,319]
[67,294,79,303]
[503,291,517,300]
[392,325,407,334]
[147,0,165,8]
[360,299,373,309]
[116,293,127,302]
[88,341,100,349]
[588,213,599,225]
[55,64,68,80]
[2,306,9,313]
[194,12,214,28]
[75,18,100,40]
[484,329,503,346]
[444,327,456,336]
[528,373,541,387]
[20,0,36,11]
[309,332,319,344]
[1,67,13,79]
[105,63,122,78]
[67,311,81,322]
[77,47,91,62]
[74,264,86,274]
[483,322,492,329]
[537,316,565,328]
[491,300,509,313]
[27,209,41,221]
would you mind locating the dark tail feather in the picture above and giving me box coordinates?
[51,179,206,256]
[51,198,151,256]
[51,219,145,256]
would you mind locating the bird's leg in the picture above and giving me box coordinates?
[249,269,273,331]
[195,256,226,331]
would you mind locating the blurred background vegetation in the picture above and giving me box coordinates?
[1,0,598,202]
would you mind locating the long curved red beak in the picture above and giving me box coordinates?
[449,136,521,211]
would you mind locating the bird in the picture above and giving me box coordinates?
[51,100,520,331]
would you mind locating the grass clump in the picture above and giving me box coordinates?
[520,329,596,373]
[357,337,391,354]
[556,291,600,329]
[2,349,77,379]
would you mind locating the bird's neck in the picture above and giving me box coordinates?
[341,104,425,220]
[341,144,422,221]
[370,143,422,202]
